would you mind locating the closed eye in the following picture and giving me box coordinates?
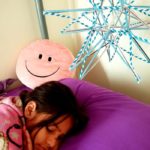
[46,125,56,132]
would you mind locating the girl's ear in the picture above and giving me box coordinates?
[24,101,37,119]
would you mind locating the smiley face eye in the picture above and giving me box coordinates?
[39,54,42,59]
[48,57,52,62]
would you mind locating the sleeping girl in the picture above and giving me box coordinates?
[0,81,88,150]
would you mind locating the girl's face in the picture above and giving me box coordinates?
[30,114,73,150]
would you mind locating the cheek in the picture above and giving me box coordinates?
[32,128,47,145]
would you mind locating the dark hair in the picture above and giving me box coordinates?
[19,81,88,136]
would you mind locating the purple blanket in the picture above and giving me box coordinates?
[2,78,150,150]
[60,78,150,150]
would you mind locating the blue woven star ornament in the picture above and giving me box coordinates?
[44,0,150,83]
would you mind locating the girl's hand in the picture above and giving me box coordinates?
[23,126,33,150]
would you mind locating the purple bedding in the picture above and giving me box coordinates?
[2,78,150,150]
[60,78,150,150]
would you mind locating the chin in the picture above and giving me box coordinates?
[34,145,47,150]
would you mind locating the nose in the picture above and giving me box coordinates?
[47,138,56,148]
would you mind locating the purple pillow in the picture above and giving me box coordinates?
[60,78,150,150]
[5,78,150,150]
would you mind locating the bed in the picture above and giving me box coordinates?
[1,77,150,150]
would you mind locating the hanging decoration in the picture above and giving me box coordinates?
[44,0,150,82]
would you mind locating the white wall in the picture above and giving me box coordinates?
[0,0,150,103]
[0,0,40,80]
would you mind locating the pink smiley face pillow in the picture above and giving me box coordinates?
[16,40,75,89]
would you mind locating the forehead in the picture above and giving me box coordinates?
[51,115,74,134]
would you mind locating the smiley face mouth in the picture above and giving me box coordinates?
[25,61,60,78]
